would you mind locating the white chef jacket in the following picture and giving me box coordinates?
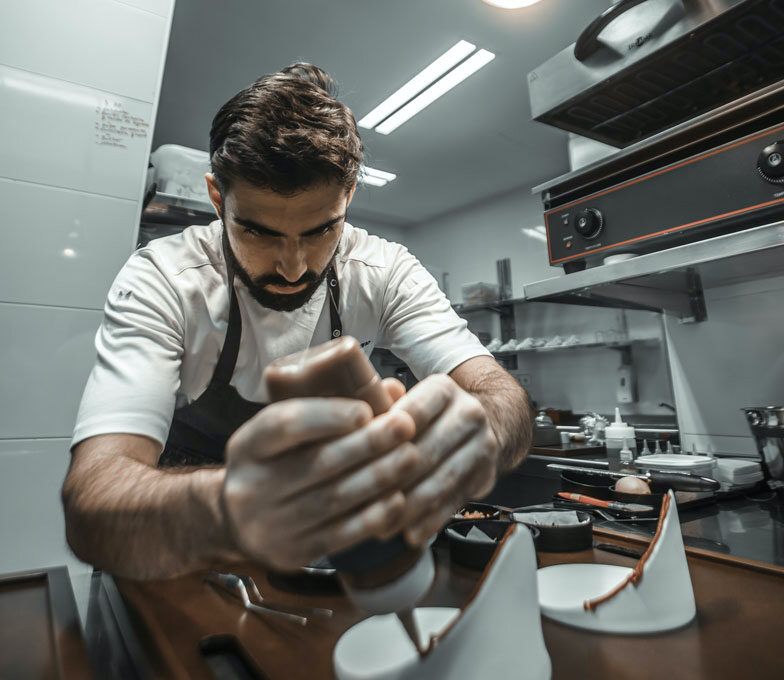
[71,220,491,450]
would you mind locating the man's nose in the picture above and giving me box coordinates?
[276,242,307,283]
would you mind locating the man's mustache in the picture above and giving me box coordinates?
[253,272,320,288]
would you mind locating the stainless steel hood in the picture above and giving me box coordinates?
[528,0,784,147]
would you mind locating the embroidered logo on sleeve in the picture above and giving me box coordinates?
[112,288,133,302]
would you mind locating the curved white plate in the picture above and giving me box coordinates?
[537,563,632,615]
[334,607,459,679]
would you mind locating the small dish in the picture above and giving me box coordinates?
[512,510,593,552]
[446,518,523,570]
[453,502,501,521]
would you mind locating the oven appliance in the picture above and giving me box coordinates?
[528,0,784,272]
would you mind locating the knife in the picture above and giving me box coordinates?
[547,464,720,492]
[556,492,655,513]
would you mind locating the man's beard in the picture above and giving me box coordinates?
[222,227,334,312]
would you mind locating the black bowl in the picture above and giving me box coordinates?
[512,510,593,552]
[560,470,612,500]
[453,502,502,521]
[446,518,530,570]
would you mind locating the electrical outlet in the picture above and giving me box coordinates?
[517,373,531,387]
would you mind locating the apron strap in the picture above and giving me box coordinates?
[209,228,244,389]
[327,263,342,339]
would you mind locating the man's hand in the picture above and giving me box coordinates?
[222,396,419,572]
[388,374,500,546]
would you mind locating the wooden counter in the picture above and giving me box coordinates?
[89,532,784,680]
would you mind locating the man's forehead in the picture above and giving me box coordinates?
[227,179,348,211]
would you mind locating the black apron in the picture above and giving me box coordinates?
[158,246,343,468]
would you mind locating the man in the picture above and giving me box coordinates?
[62,63,533,579]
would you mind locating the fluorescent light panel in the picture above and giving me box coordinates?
[363,166,397,181]
[483,0,543,8]
[358,40,477,130]
[359,165,397,187]
[375,49,495,135]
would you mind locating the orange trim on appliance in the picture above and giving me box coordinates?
[545,123,784,264]
[545,123,784,217]
[550,197,784,264]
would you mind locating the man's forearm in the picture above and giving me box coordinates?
[63,450,241,580]
[452,358,534,471]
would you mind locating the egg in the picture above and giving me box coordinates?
[615,476,652,495]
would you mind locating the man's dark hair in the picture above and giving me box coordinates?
[209,63,363,196]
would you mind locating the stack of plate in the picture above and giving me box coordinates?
[714,458,764,488]
[634,454,716,476]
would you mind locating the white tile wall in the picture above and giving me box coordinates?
[0,0,169,102]
[0,178,138,308]
[0,66,154,201]
[0,304,102,440]
[113,0,175,17]
[0,438,92,622]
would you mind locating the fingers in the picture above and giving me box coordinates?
[271,409,416,499]
[276,492,408,570]
[227,398,373,461]
[276,442,419,535]
[381,377,406,403]
[402,428,498,546]
[389,374,454,434]
[400,392,487,488]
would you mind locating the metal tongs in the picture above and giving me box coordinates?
[205,572,333,626]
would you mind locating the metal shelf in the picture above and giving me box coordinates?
[523,220,784,322]
[451,297,524,314]
[142,191,216,225]
[491,339,657,357]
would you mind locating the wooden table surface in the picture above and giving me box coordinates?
[111,532,784,680]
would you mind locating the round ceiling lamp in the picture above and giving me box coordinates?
[482,0,544,8]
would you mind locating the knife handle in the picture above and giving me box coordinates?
[647,470,720,491]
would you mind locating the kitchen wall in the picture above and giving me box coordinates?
[665,273,784,457]
[403,186,562,301]
[400,188,675,418]
[0,0,175,613]
[349,215,406,245]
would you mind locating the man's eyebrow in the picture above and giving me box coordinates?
[234,214,345,237]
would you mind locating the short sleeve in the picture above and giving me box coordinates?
[71,249,185,450]
[377,247,491,379]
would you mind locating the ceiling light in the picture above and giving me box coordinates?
[521,226,547,242]
[375,49,495,135]
[359,165,397,187]
[482,0,543,8]
[357,40,477,130]
[363,166,397,182]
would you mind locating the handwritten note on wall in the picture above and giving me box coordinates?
[94,99,149,148]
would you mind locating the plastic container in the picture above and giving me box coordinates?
[149,144,211,202]
[604,408,636,472]
[461,282,499,305]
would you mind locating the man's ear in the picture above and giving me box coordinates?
[205,173,223,218]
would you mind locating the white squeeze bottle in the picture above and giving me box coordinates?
[605,408,637,471]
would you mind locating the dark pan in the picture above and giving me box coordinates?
[560,470,612,500]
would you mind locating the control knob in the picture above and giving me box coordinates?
[573,208,604,239]
[757,141,784,184]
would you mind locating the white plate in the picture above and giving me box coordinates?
[334,607,459,678]
[537,563,632,616]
